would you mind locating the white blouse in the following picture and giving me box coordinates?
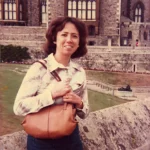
[13,53,89,119]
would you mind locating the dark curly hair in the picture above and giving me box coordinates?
[43,17,88,58]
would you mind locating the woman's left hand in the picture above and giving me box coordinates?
[63,92,83,109]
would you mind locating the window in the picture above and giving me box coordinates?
[19,0,23,20]
[40,0,47,24]
[67,0,96,20]
[88,25,95,35]
[134,3,144,22]
[123,39,127,45]
[143,31,147,40]
[121,37,128,46]
[128,31,132,39]
[4,0,16,20]
[88,41,95,45]
[0,0,23,21]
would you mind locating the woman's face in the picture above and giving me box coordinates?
[55,22,79,57]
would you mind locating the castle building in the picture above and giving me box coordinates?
[0,0,150,47]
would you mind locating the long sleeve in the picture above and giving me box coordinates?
[13,55,90,118]
[13,63,54,116]
[76,69,90,119]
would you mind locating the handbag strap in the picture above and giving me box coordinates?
[35,60,61,82]
[35,60,69,109]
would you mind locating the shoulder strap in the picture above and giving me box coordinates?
[35,60,47,69]
[35,60,61,82]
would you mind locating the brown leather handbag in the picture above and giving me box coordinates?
[22,61,77,139]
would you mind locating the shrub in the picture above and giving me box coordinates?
[0,44,31,62]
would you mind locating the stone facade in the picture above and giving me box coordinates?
[47,0,65,23]
[0,25,150,73]
[100,0,120,36]
[96,0,120,46]
[0,0,150,46]
[120,0,150,46]
[79,46,150,73]
[0,0,150,62]
[46,0,120,46]
[130,0,150,22]
[27,0,41,26]
[0,26,46,58]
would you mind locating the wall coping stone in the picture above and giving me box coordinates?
[0,99,150,150]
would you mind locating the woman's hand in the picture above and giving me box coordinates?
[51,79,72,99]
[63,92,83,109]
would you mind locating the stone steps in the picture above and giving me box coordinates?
[0,34,45,41]
[0,26,47,34]
[0,26,47,51]
[0,40,45,49]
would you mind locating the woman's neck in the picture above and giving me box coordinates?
[54,53,70,66]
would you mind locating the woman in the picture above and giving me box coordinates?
[13,17,89,150]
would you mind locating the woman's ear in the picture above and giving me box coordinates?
[53,41,56,44]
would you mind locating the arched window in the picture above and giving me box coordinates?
[128,31,132,39]
[40,0,47,24]
[134,3,144,22]
[67,0,96,20]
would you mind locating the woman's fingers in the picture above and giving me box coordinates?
[65,85,72,93]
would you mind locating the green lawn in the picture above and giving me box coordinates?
[88,90,128,112]
[0,63,129,135]
[0,64,28,135]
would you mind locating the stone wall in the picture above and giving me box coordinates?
[47,0,65,24]
[121,0,128,16]
[47,0,121,46]
[130,0,150,22]
[0,26,46,53]
[27,0,40,26]
[79,46,150,73]
[100,0,120,36]
[120,22,150,47]
[1,99,150,150]
[99,0,120,46]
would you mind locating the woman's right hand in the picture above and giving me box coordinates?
[51,79,72,99]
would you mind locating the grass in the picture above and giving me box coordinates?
[88,89,128,112]
[0,64,28,135]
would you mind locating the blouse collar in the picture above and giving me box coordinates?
[45,53,81,72]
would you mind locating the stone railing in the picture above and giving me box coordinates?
[87,80,150,100]
[1,99,150,150]
[87,80,115,95]
[87,46,150,54]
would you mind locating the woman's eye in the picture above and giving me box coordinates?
[73,35,78,38]
[62,34,67,37]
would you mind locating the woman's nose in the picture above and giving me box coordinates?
[66,35,72,42]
